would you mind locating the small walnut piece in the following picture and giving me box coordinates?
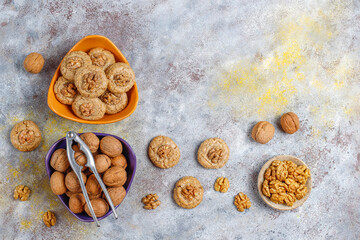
[214,177,229,193]
[66,56,82,69]
[207,148,223,163]
[13,185,31,201]
[142,193,161,210]
[24,52,44,74]
[43,211,56,227]
[157,145,172,158]
[234,192,251,212]
[251,121,275,144]
[280,112,300,134]
[181,185,197,200]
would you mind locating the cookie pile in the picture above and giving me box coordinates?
[54,48,136,120]
[49,133,128,218]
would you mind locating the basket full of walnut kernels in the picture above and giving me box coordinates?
[45,132,136,222]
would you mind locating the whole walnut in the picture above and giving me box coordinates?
[100,136,123,157]
[50,148,70,172]
[280,112,300,134]
[84,198,109,217]
[65,171,87,193]
[103,166,127,187]
[111,154,127,168]
[86,174,102,196]
[24,52,44,74]
[74,151,87,167]
[79,132,99,153]
[50,171,67,195]
[251,121,275,144]
[103,186,126,206]
[69,193,86,214]
[92,154,111,173]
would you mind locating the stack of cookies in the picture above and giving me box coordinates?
[54,48,136,120]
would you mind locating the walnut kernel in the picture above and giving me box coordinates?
[234,192,251,212]
[181,185,197,200]
[43,211,56,227]
[13,185,30,201]
[142,193,161,210]
[214,177,229,193]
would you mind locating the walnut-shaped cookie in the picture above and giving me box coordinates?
[10,120,41,152]
[99,90,128,114]
[72,95,106,120]
[54,76,78,105]
[197,138,229,169]
[148,136,180,169]
[106,62,135,94]
[173,176,204,209]
[74,65,108,98]
[60,51,91,80]
[88,47,115,70]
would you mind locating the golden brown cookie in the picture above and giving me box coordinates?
[197,138,229,169]
[99,90,128,114]
[148,136,180,169]
[88,48,115,70]
[54,76,78,105]
[106,62,135,94]
[173,176,204,209]
[74,65,108,98]
[60,51,91,80]
[72,95,106,120]
[10,120,41,152]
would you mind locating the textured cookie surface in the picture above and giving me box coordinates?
[106,62,135,93]
[99,90,128,114]
[148,136,180,169]
[197,138,230,168]
[60,51,91,80]
[173,176,204,209]
[10,120,41,152]
[54,76,78,105]
[88,47,115,70]
[74,65,108,98]
[72,95,106,120]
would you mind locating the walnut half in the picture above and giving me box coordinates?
[43,211,56,227]
[234,192,251,212]
[142,193,161,210]
[13,185,31,201]
[214,177,229,193]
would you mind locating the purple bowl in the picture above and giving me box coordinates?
[45,132,136,222]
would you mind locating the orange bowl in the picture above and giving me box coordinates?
[47,35,139,124]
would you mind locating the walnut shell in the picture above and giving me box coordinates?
[69,193,86,214]
[280,112,300,134]
[89,192,102,200]
[24,52,44,74]
[92,154,111,173]
[111,154,127,168]
[84,198,109,217]
[103,186,126,206]
[86,174,102,196]
[50,171,67,195]
[74,151,87,167]
[251,121,275,144]
[65,171,87,193]
[103,166,127,187]
[50,148,70,172]
[79,132,99,153]
[100,136,122,157]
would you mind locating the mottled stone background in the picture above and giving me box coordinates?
[0,0,359,239]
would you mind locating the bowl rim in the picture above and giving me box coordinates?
[257,155,312,211]
[45,132,137,222]
[47,35,139,124]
